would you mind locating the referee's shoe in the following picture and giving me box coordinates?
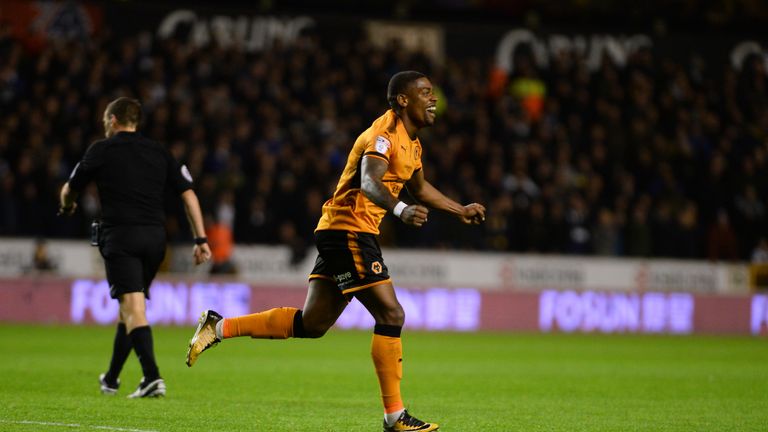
[127,377,166,398]
[186,310,223,367]
[98,373,119,395]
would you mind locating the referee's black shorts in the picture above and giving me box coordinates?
[309,230,391,296]
[98,225,166,299]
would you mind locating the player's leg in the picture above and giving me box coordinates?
[187,233,351,366]
[355,284,405,419]
[218,306,302,340]
[185,277,348,366]
[334,232,438,430]
[221,277,346,339]
[356,283,439,432]
[185,306,301,368]
[297,277,348,337]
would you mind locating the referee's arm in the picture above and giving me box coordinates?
[181,189,211,265]
[60,142,101,216]
[58,182,78,216]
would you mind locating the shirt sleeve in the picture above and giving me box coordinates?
[165,148,194,194]
[362,133,392,164]
[67,141,104,192]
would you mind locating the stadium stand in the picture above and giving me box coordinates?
[0,14,766,261]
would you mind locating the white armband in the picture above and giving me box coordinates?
[393,201,408,218]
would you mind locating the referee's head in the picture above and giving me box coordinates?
[103,97,142,138]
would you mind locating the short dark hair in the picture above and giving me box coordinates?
[387,71,426,111]
[106,97,142,126]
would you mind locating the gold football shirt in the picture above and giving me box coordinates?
[316,110,423,234]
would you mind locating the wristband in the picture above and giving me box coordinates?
[194,237,208,245]
[393,201,408,218]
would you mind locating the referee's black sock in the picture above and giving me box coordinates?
[129,325,160,381]
[104,323,131,384]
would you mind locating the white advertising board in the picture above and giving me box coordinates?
[0,238,102,277]
[0,238,750,294]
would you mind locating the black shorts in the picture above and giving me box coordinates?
[98,225,166,300]
[309,230,391,295]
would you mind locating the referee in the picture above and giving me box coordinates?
[59,97,211,398]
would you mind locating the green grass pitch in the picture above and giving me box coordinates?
[0,325,766,431]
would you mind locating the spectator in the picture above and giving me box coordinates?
[205,213,237,275]
[625,199,653,257]
[674,201,701,259]
[707,209,739,261]
[28,238,56,273]
[565,193,591,254]
[734,184,766,257]
[0,26,765,262]
[752,238,768,263]
[592,207,621,256]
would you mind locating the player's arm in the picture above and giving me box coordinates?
[406,169,486,225]
[361,155,429,227]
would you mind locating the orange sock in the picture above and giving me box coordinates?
[222,307,298,339]
[372,332,404,414]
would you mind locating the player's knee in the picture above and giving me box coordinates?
[301,321,332,338]
[295,312,333,339]
[378,305,405,327]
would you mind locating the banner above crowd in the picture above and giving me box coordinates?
[5,2,764,75]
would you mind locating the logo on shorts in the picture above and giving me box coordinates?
[334,272,352,283]
[371,261,383,274]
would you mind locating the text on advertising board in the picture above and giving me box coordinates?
[336,288,481,331]
[539,290,694,334]
[751,295,768,335]
[70,279,250,325]
[69,280,481,331]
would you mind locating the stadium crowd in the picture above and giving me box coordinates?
[0,25,766,262]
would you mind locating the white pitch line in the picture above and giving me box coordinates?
[0,419,159,432]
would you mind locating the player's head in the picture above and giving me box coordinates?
[387,71,438,128]
[103,97,142,137]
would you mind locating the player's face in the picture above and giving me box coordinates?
[405,77,438,128]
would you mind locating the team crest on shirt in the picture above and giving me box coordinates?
[371,261,383,274]
[181,164,193,182]
[375,136,391,155]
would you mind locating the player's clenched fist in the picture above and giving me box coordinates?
[400,204,429,227]
[459,203,486,225]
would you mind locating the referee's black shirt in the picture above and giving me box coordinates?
[68,131,193,226]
